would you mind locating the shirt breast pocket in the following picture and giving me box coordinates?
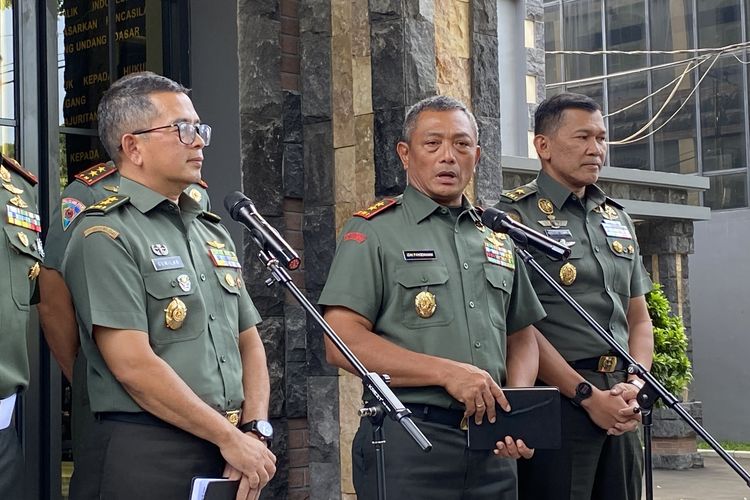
[395,264,454,329]
[484,263,513,329]
[214,268,241,336]
[144,271,206,345]
[605,237,635,296]
[3,225,41,311]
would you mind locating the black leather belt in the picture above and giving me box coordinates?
[570,355,624,373]
[98,409,241,428]
[405,403,464,429]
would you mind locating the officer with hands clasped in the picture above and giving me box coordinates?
[39,160,209,500]
[319,95,547,499]
[0,153,43,499]
[498,92,653,500]
[62,71,275,500]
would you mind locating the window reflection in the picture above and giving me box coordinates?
[0,2,15,122]
[608,74,649,170]
[563,0,603,82]
[704,172,747,210]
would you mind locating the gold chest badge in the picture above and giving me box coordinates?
[560,263,577,286]
[164,297,188,330]
[415,291,437,318]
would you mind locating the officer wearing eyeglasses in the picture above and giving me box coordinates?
[59,71,276,500]
[40,152,211,500]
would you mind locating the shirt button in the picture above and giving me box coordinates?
[440,207,448,214]
[170,281,177,288]
[463,263,469,269]
[210,314,216,320]
[469,301,475,308]
[502,280,507,287]
[227,399,233,406]
[606,286,611,292]
[220,355,227,363]
[421,276,427,283]
[200,274,206,281]
[594,246,600,252]
[474,341,481,348]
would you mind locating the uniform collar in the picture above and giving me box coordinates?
[118,177,202,215]
[536,169,607,209]
[403,185,474,223]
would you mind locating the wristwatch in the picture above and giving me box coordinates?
[571,381,593,407]
[239,419,274,445]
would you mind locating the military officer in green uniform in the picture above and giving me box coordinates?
[0,153,43,499]
[319,96,546,499]
[497,92,653,500]
[61,71,275,500]
[38,159,210,500]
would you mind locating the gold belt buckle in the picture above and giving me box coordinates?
[597,355,618,373]
[225,410,241,426]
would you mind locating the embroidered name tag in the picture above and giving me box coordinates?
[403,250,436,261]
[152,256,185,271]
[600,220,632,239]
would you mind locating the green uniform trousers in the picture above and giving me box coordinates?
[0,414,23,499]
[518,371,642,500]
[96,419,224,500]
[353,415,518,500]
[68,353,106,500]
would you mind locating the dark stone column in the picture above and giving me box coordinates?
[299,0,341,497]
[472,0,502,206]
[369,0,436,197]
[636,220,695,358]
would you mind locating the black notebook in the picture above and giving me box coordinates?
[189,478,240,500]
[466,387,561,450]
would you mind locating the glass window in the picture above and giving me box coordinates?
[704,172,747,209]
[650,0,697,174]
[0,2,15,121]
[57,0,168,180]
[697,0,742,49]
[0,125,16,158]
[700,55,746,173]
[605,0,646,73]
[544,3,563,85]
[563,0,603,82]
[607,74,650,170]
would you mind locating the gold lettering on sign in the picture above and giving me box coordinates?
[115,27,142,41]
[70,150,101,163]
[64,19,98,36]
[83,71,108,86]
[91,0,107,10]
[62,6,79,17]
[115,7,145,22]
[64,112,98,127]
[63,95,87,109]
[73,35,107,52]
[122,63,145,75]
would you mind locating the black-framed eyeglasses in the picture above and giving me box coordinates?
[131,122,212,147]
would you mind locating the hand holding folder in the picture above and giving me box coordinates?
[466,387,562,450]
[189,478,240,500]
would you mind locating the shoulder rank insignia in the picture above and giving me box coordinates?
[200,211,221,223]
[84,195,130,215]
[197,178,208,189]
[1,154,38,185]
[354,198,397,219]
[500,182,538,203]
[74,162,117,186]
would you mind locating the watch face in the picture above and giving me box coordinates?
[257,420,274,438]
[577,382,592,398]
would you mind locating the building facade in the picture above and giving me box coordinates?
[542,0,750,442]
[2,1,712,499]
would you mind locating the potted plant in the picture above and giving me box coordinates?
[646,283,702,469]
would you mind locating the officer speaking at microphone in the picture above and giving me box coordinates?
[319,95,547,499]
[62,71,275,500]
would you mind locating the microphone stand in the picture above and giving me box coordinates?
[247,238,431,500]
[505,228,750,500]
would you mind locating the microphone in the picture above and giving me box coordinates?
[224,192,301,270]
[481,207,571,261]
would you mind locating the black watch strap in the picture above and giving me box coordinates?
[572,381,593,407]
[239,419,273,445]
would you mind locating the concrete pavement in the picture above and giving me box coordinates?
[650,453,750,499]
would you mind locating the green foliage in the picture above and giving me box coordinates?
[647,283,692,400]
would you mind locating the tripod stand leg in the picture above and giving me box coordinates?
[642,409,653,500]
[373,422,387,500]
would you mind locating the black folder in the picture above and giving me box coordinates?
[466,387,561,450]
[189,478,239,500]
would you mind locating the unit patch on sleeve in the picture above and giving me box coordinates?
[62,197,86,230]
[343,231,367,244]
